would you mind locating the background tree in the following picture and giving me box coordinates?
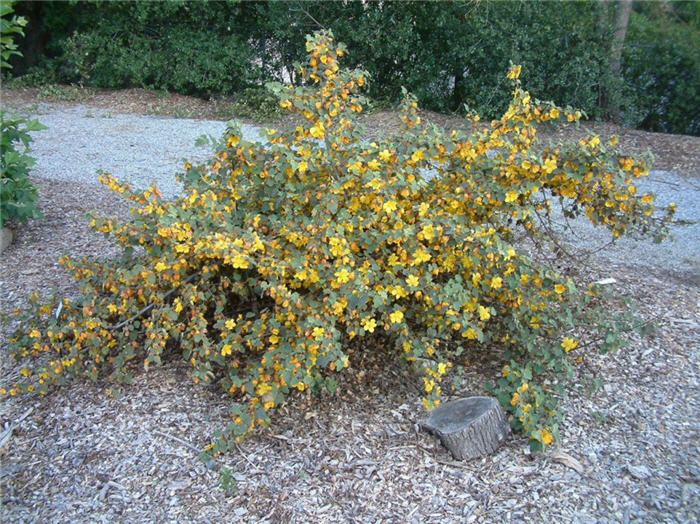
[5,0,698,135]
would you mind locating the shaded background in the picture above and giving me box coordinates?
[5,0,699,136]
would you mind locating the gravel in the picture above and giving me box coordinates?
[28,104,256,199]
[26,103,700,284]
[548,170,700,285]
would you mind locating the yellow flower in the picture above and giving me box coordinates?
[297,161,308,173]
[510,392,520,406]
[155,261,168,272]
[231,255,250,269]
[561,337,579,352]
[554,283,566,294]
[334,268,352,284]
[379,149,392,162]
[478,305,491,321]
[437,362,447,375]
[389,285,408,299]
[507,64,522,80]
[361,316,377,333]
[365,178,383,191]
[543,156,557,174]
[221,344,233,356]
[490,277,502,289]
[412,248,431,265]
[256,383,272,396]
[541,428,553,445]
[418,202,430,217]
[174,299,183,313]
[383,200,398,213]
[389,310,404,324]
[411,149,425,163]
[29,329,41,338]
[367,159,380,170]
[406,274,419,287]
[619,157,634,171]
[348,160,363,172]
[421,224,435,241]
[505,191,519,203]
[462,328,477,340]
[312,326,326,339]
[332,299,346,315]
[225,319,236,330]
[310,122,325,139]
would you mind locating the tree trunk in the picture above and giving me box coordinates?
[596,0,611,111]
[12,1,45,74]
[611,0,632,80]
[609,0,633,123]
[421,397,510,460]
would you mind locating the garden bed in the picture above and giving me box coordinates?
[1,92,698,522]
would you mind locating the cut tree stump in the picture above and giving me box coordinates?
[421,396,510,460]
[0,227,13,254]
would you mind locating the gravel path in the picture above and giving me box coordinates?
[29,104,245,199]
[28,103,699,283]
[549,170,700,285]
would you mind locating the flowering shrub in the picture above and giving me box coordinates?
[3,31,675,453]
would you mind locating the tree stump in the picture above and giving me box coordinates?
[0,227,13,254]
[421,396,510,460]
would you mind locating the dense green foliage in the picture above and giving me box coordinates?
[4,32,675,454]
[1,2,45,228]
[0,1,26,69]
[0,111,46,227]
[7,0,698,135]
[623,5,700,134]
[16,0,256,97]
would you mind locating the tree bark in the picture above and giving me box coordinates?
[421,397,510,460]
[609,0,633,123]
[611,0,633,80]
[596,0,612,113]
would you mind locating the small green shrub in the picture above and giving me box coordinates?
[3,32,675,455]
[2,64,58,88]
[0,111,47,227]
[228,87,284,122]
[0,2,46,228]
[38,83,94,102]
